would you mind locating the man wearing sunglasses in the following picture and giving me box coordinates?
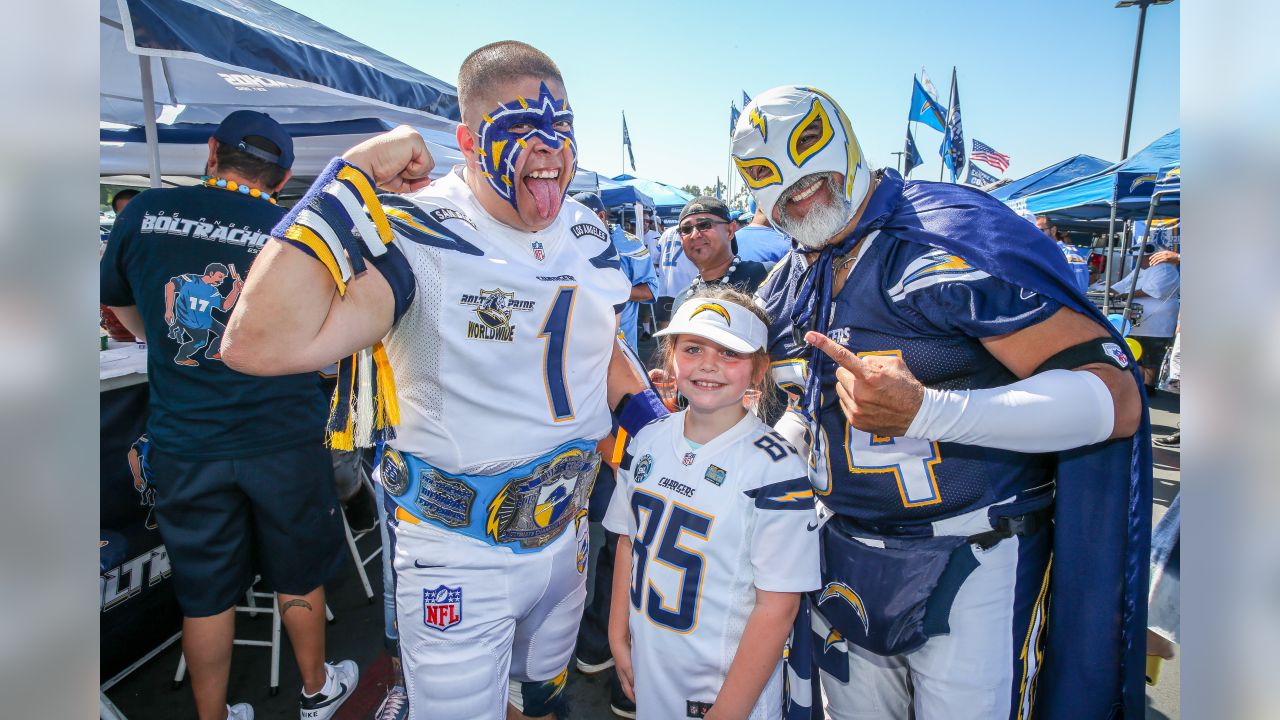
[671,196,768,312]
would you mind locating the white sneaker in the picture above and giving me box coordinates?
[227,703,254,720]
[299,659,359,720]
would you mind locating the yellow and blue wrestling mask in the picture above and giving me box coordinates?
[731,86,871,249]
[475,81,576,219]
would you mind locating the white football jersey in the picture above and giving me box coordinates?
[380,168,630,474]
[603,411,821,720]
[656,225,698,298]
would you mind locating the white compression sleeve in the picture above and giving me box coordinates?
[903,369,1115,453]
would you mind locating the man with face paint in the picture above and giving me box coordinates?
[735,86,1151,720]
[223,42,661,720]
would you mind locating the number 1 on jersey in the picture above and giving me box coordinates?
[538,286,576,422]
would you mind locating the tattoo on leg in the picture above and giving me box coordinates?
[281,599,313,615]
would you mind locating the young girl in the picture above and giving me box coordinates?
[604,287,821,719]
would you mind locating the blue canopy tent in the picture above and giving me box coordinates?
[1017,129,1179,220]
[101,119,454,179]
[101,0,461,186]
[612,174,693,225]
[599,185,655,209]
[1116,162,1181,330]
[992,154,1113,206]
[1122,162,1179,218]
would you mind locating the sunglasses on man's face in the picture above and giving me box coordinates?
[678,218,729,237]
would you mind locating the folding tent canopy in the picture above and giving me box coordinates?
[600,185,655,209]
[1122,162,1179,218]
[1017,129,1179,220]
[993,154,1113,206]
[611,174,693,224]
[611,174,693,207]
[101,120,463,181]
[101,0,461,185]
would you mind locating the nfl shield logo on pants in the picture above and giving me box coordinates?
[422,585,462,631]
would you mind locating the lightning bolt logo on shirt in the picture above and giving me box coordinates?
[888,249,990,302]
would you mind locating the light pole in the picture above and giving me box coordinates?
[1101,0,1173,314]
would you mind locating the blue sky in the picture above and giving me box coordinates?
[274,0,1179,191]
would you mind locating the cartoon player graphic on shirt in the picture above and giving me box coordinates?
[164,262,243,366]
[126,434,158,531]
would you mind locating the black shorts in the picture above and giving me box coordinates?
[1135,336,1173,371]
[150,442,345,617]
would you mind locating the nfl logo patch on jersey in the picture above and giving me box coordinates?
[704,465,726,486]
[531,240,546,262]
[682,452,696,466]
[1102,342,1131,368]
[422,585,462,631]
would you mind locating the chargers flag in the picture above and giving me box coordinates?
[743,90,752,107]
[972,138,1011,172]
[965,162,998,187]
[909,76,947,132]
[730,102,741,137]
[921,66,940,105]
[783,169,1151,719]
[903,127,924,178]
[940,68,965,182]
[622,111,636,171]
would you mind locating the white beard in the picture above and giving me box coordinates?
[774,173,855,250]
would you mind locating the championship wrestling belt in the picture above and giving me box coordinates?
[380,439,599,554]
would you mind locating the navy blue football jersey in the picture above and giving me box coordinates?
[757,231,1062,524]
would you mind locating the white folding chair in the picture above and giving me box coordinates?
[342,475,382,603]
[172,582,333,696]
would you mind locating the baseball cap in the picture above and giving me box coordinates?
[572,192,606,214]
[678,196,732,224]
[655,298,767,353]
[213,110,294,168]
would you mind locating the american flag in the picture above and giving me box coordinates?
[971,139,1010,172]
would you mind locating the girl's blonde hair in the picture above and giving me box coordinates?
[658,285,778,419]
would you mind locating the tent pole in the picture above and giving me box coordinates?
[939,67,954,182]
[139,55,162,188]
[1101,203,1120,315]
[1120,199,1162,332]
[1105,0,1153,313]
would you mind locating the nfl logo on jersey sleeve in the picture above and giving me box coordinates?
[1102,342,1131,368]
[422,585,463,631]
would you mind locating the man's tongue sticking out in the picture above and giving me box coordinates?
[525,174,562,220]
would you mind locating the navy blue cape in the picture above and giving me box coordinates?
[788,169,1151,719]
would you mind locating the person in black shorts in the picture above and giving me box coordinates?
[101,111,355,720]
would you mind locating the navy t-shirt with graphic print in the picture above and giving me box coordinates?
[101,186,325,459]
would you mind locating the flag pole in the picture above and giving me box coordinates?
[939,66,954,182]
[892,152,904,173]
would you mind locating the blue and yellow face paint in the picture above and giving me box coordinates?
[475,81,576,213]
